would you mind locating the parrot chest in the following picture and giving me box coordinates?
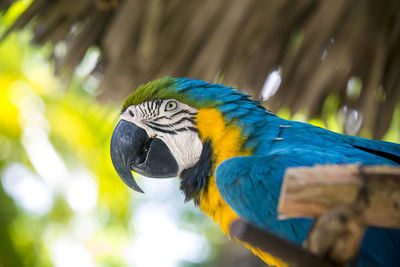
[199,175,239,234]
[195,108,247,234]
[195,107,287,267]
[199,173,287,267]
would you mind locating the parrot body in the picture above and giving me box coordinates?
[111,77,400,267]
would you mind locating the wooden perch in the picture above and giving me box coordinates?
[230,219,339,267]
[278,164,400,229]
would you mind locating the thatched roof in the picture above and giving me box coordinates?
[2,0,400,139]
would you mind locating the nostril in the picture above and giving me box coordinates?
[143,138,153,152]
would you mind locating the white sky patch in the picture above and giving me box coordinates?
[341,106,363,135]
[123,178,210,267]
[76,47,100,77]
[260,70,282,101]
[346,77,362,99]
[10,81,70,192]
[66,172,98,214]
[69,215,100,241]
[126,208,210,267]
[2,163,53,215]
[51,237,95,267]
[22,125,70,190]
[9,81,49,132]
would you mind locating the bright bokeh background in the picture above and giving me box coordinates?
[0,2,399,267]
[0,3,226,267]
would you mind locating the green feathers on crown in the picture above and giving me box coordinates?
[122,77,174,112]
[121,77,216,112]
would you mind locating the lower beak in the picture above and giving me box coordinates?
[110,120,179,192]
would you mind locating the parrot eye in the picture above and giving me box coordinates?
[165,101,177,111]
[129,110,134,117]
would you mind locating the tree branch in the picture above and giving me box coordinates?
[278,164,400,229]
[230,219,339,267]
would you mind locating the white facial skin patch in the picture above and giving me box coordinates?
[120,99,203,175]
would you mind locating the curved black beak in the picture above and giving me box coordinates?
[110,120,179,193]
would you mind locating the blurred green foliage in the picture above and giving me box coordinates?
[0,3,137,266]
[0,23,132,267]
[0,4,226,267]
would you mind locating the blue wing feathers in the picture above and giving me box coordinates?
[216,115,400,266]
[219,103,238,114]
[216,155,313,243]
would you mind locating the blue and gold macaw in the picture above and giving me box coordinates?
[110,77,400,266]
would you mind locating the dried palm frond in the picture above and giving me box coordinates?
[2,0,399,138]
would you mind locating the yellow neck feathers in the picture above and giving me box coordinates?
[195,108,249,234]
[194,108,286,267]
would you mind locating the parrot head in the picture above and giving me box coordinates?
[110,77,263,201]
